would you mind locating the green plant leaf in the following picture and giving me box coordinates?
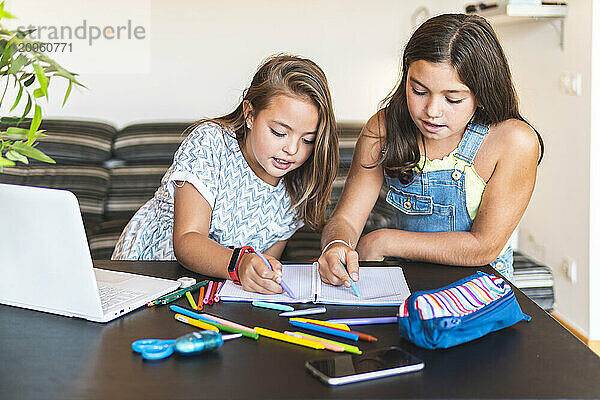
[0,9,16,20]
[32,63,48,98]
[33,87,44,98]
[8,54,28,74]
[6,127,30,137]
[0,38,15,67]
[0,1,16,20]
[28,104,42,144]
[5,149,28,163]
[23,74,35,87]
[15,28,36,38]
[9,83,23,111]
[1,116,31,125]
[62,80,72,106]
[54,70,85,88]
[22,94,32,118]
[0,156,16,166]
[12,141,55,163]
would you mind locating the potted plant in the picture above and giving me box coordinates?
[0,1,83,172]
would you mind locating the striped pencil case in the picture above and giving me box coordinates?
[398,271,531,349]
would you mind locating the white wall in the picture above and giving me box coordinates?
[5,0,597,339]
[5,0,431,128]
[495,2,595,339]
[434,0,598,340]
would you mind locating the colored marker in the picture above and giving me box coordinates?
[169,305,259,339]
[284,331,345,352]
[252,301,294,312]
[341,262,361,298]
[279,307,327,317]
[174,314,219,332]
[255,250,296,299]
[326,317,398,325]
[214,282,223,302]
[254,327,324,350]
[185,291,198,310]
[315,324,378,342]
[197,286,205,311]
[199,313,256,334]
[149,280,209,306]
[289,318,350,331]
[290,331,362,354]
[296,319,378,341]
[289,320,359,341]
[203,281,214,304]
[208,281,219,305]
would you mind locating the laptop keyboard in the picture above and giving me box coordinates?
[98,283,144,311]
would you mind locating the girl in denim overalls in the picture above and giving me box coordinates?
[318,13,543,287]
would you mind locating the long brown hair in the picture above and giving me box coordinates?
[378,13,543,184]
[190,54,338,228]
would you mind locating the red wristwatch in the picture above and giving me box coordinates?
[227,246,255,285]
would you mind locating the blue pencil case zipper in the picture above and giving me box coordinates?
[398,271,531,349]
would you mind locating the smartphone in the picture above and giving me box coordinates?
[305,346,424,386]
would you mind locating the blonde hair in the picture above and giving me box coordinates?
[191,54,338,228]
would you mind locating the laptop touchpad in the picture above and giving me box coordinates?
[94,268,134,284]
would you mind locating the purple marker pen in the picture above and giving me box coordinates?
[326,317,398,325]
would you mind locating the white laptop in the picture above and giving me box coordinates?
[0,183,180,323]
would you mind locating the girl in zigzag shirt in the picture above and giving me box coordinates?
[112,54,338,294]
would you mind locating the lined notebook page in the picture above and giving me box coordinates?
[316,267,410,306]
[217,264,314,303]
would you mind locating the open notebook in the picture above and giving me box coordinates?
[218,263,410,306]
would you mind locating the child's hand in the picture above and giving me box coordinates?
[237,253,284,294]
[317,242,359,287]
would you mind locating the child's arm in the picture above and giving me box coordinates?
[318,114,385,286]
[262,240,287,258]
[357,119,540,266]
[172,182,284,294]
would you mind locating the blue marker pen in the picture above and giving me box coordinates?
[341,262,361,298]
[289,320,359,341]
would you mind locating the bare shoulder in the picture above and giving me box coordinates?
[488,118,540,161]
[362,111,387,139]
[474,119,539,181]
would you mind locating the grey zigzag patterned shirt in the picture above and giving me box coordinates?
[112,122,303,260]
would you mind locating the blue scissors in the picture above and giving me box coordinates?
[131,339,175,360]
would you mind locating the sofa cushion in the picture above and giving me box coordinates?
[112,122,192,163]
[0,165,110,229]
[88,219,130,260]
[338,122,363,169]
[2,119,115,164]
[105,164,170,219]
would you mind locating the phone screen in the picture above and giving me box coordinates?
[305,347,424,385]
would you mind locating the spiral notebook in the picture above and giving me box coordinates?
[218,263,410,306]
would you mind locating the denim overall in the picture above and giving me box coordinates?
[384,121,513,280]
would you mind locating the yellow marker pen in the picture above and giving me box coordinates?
[254,327,325,350]
[289,318,350,331]
[174,314,219,332]
[185,291,198,310]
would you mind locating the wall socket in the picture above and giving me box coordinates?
[560,256,577,283]
[559,72,582,96]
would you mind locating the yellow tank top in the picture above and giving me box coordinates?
[417,148,486,221]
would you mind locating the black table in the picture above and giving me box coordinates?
[1,260,599,400]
